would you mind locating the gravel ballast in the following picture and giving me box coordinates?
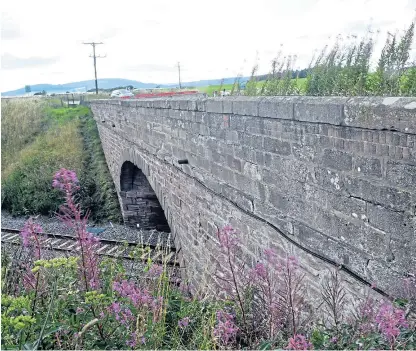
[1,211,174,248]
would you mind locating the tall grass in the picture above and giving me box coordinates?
[1,102,121,221]
[1,113,84,215]
[244,19,416,97]
[1,99,45,179]
[78,115,122,223]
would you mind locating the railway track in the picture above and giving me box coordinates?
[1,227,179,267]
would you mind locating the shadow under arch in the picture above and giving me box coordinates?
[119,150,170,233]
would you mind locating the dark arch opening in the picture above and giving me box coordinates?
[120,161,170,232]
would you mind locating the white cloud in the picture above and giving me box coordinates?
[1,0,415,91]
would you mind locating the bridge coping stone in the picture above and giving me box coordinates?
[100,96,416,134]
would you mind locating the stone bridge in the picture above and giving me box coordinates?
[90,96,416,298]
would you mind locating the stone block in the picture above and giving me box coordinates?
[292,142,317,162]
[258,96,294,119]
[326,192,366,219]
[344,97,416,134]
[293,222,332,254]
[263,137,291,155]
[294,96,348,124]
[226,155,242,172]
[221,184,254,212]
[366,203,414,239]
[386,161,416,190]
[320,149,353,171]
[354,156,382,178]
[196,99,207,112]
[343,176,376,203]
[206,99,223,113]
[232,97,259,116]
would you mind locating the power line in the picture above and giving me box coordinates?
[177,62,182,89]
[83,42,106,94]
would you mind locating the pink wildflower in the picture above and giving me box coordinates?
[110,302,121,314]
[113,280,155,310]
[217,225,240,250]
[375,302,408,343]
[52,168,79,192]
[252,262,267,279]
[213,310,239,346]
[52,168,100,290]
[126,332,137,348]
[20,219,43,248]
[264,248,278,265]
[178,317,190,329]
[287,334,313,350]
[147,264,163,278]
[357,295,378,336]
[22,263,37,291]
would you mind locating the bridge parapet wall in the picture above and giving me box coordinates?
[91,96,416,299]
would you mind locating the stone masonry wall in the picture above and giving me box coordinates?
[90,96,416,299]
[120,161,170,231]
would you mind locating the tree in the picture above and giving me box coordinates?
[25,85,31,93]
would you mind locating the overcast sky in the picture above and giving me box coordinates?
[1,0,416,91]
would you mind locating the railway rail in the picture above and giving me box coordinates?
[1,227,179,267]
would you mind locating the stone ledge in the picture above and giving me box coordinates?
[91,96,416,134]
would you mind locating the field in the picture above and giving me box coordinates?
[195,79,308,96]
[196,84,234,96]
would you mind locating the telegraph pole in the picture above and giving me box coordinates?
[177,62,182,89]
[83,42,105,94]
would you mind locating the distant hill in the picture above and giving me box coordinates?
[1,79,159,96]
[1,76,251,96]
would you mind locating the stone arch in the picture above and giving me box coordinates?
[118,149,170,232]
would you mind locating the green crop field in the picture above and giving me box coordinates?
[196,84,235,96]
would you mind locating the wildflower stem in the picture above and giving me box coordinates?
[33,276,58,351]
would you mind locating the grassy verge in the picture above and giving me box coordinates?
[1,102,122,222]
[78,114,122,223]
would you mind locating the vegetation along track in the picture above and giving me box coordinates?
[1,227,179,267]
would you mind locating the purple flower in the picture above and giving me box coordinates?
[217,225,240,250]
[52,168,79,192]
[109,302,121,314]
[252,262,267,279]
[126,332,137,348]
[52,168,100,291]
[287,334,313,350]
[375,302,408,343]
[20,219,43,249]
[113,280,157,311]
[213,310,239,346]
[76,307,84,314]
[178,317,190,329]
[148,264,163,278]
[264,248,277,261]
